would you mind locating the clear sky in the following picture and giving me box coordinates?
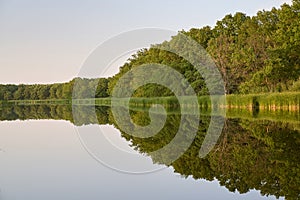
[0,0,292,84]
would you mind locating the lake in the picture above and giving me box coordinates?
[0,104,299,200]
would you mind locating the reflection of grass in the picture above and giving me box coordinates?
[226,108,300,126]
[126,106,300,124]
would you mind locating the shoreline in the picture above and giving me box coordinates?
[3,91,300,112]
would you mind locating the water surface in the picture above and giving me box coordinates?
[1,104,299,199]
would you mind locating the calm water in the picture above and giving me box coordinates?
[0,104,299,200]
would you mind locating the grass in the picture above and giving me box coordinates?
[5,92,300,111]
[108,92,300,111]
[73,98,111,106]
[8,99,71,105]
[226,92,300,111]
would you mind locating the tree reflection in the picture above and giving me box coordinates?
[0,104,299,199]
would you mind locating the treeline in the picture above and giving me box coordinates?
[0,77,109,101]
[109,0,300,95]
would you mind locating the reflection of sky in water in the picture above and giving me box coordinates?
[0,121,281,200]
[76,124,166,173]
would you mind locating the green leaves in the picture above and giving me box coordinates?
[0,77,110,101]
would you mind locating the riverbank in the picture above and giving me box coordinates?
[110,92,300,111]
[4,92,300,111]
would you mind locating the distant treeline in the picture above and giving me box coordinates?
[1,1,300,101]
[0,77,109,101]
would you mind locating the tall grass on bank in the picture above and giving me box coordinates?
[226,92,300,111]
[5,92,300,111]
[256,92,300,111]
[8,99,71,105]
[73,98,111,106]
[115,92,300,111]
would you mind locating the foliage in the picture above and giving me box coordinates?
[0,77,109,101]
[107,1,300,95]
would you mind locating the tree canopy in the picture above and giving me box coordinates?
[0,77,109,101]
[109,1,300,95]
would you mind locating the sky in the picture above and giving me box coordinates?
[0,0,292,84]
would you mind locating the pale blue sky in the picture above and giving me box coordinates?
[0,0,292,84]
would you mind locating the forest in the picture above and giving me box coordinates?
[0,0,299,101]
[0,77,109,101]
